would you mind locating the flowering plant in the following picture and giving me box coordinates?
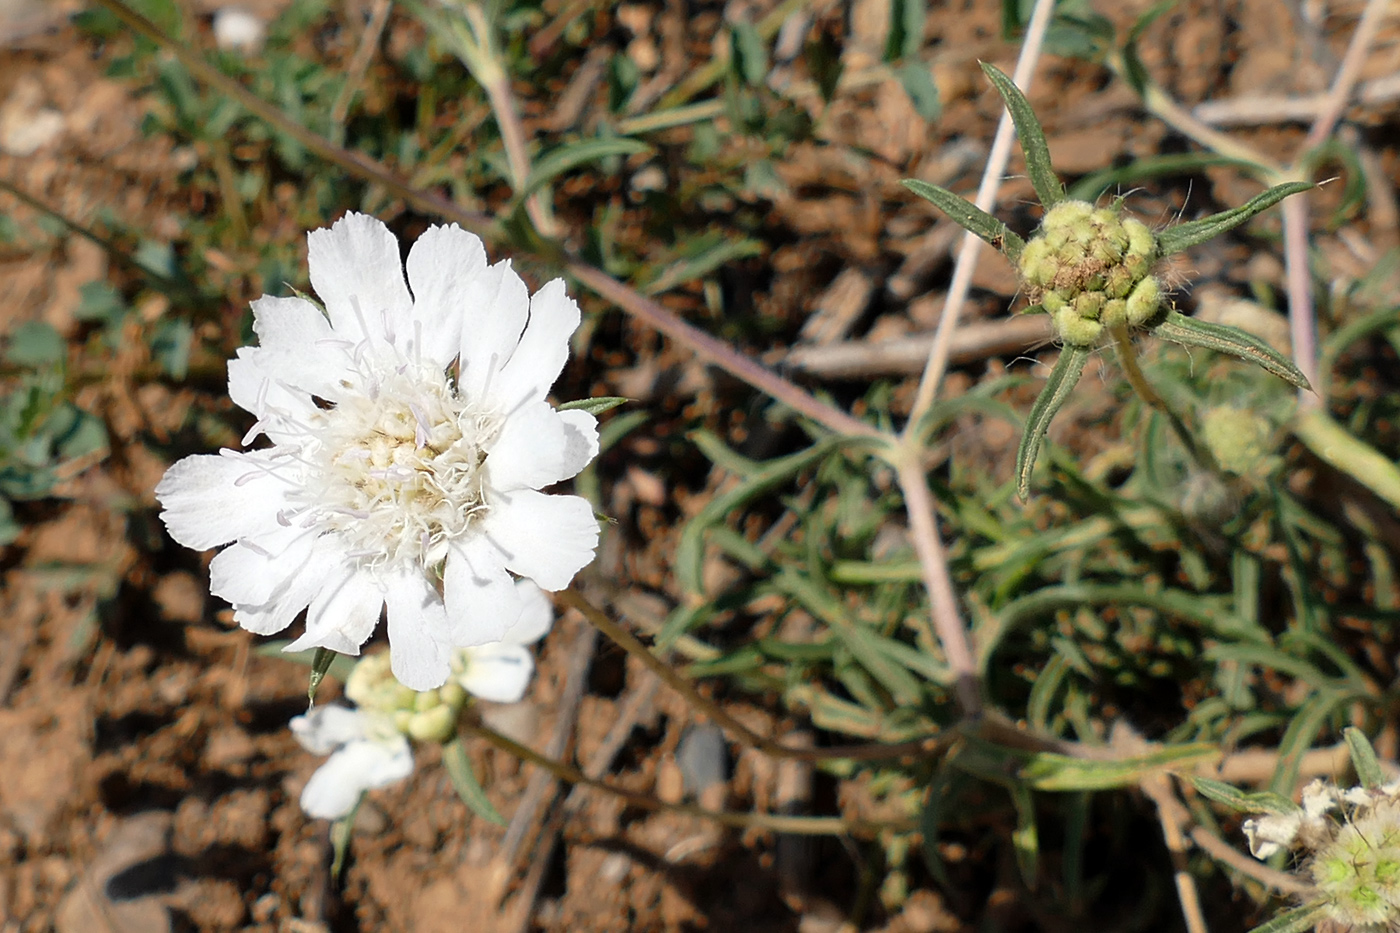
[291,579,554,819]
[156,213,600,689]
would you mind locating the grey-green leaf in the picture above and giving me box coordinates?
[558,396,630,416]
[979,62,1063,209]
[308,647,338,707]
[902,179,1026,261]
[1344,726,1386,789]
[518,138,654,201]
[1190,776,1298,815]
[1153,311,1312,390]
[1156,181,1313,255]
[443,737,507,826]
[1017,345,1090,500]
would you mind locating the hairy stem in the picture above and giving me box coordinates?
[1110,323,1216,474]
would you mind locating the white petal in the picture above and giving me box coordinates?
[502,579,553,646]
[443,535,519,647]
[491,278,580,410]
[458,643,534,703]
[155,450,291,551]
[233,535,349,635]
[1242,812,1302,859]
[299,736,413,819]
[290,704,370,754]
[481,489,599,591]
[404,223,487,368]
[247,296,356,403]
[487,402,598,492]
[285,566,384,654]
[307,212,413,345]
[208,525,315,607]
[227,351,319,445]
[457,261,528,405]
[383,567,453,690]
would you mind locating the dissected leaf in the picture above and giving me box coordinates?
[1016,346,1090,499]
[979,63,1063,209]
[1153,311,1311,390]
[1155,181,1313,255]
[902,179,1026,260]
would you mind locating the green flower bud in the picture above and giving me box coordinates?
[1201,407,1273,475]
[346,652,417,715]
[1019,199,1162,347]
[406,703,458,743]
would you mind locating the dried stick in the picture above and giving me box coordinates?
[1142,773,1211,933]
[329,0,393,144]
[1282,0,1391,409]
[494,622,597,870]
[902,0,1058,430]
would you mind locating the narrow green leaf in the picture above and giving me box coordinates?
[1156,180,1313,255]
[895,62,941,122]
[330,792,364,879]
[1153,311,1312,390]
[979,63,1063,208]
[1009,783,1039,888]
[558,396,629,416]
[1022,743,1219,791]
[517,138,653,201]
[308,647,339,706]
[1292,409,1400,512]
[443,737,506,826]
[1244,903,1326,933]
[902,179,1025,261]
[1344,727,1386,789]
[642,237,765,295]
[1190,776,1298,815]
[1016,346,1090,499]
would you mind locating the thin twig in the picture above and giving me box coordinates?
[902,0,1058,430]
[787,316,1053,379]
[494,622,597,869]
[461,717,906,835]
[1189,826,1315,896]
[497,673,662,933]
[1283,0,1391,409]
[1142,774,1211,933]
[329,0,393,144]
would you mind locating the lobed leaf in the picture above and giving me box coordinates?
[979,62,1063,209]
[902,179,1026,261]
[1344,726,1386,789]
[1153,311,1312,390]
[1016,346,1090,500]
[1155,180,1313,255]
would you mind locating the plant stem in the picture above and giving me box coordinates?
[559,588,945,763]
[460,717,912,835]
[1110,322,1216,474]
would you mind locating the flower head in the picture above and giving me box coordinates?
[156,213,600,689]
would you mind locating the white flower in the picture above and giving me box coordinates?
[453,579,553,703]
[290,705,413,819]
[155,213,600,689]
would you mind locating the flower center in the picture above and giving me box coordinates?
[298,361,501,568]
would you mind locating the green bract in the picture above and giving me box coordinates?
[902,63,1313,499]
